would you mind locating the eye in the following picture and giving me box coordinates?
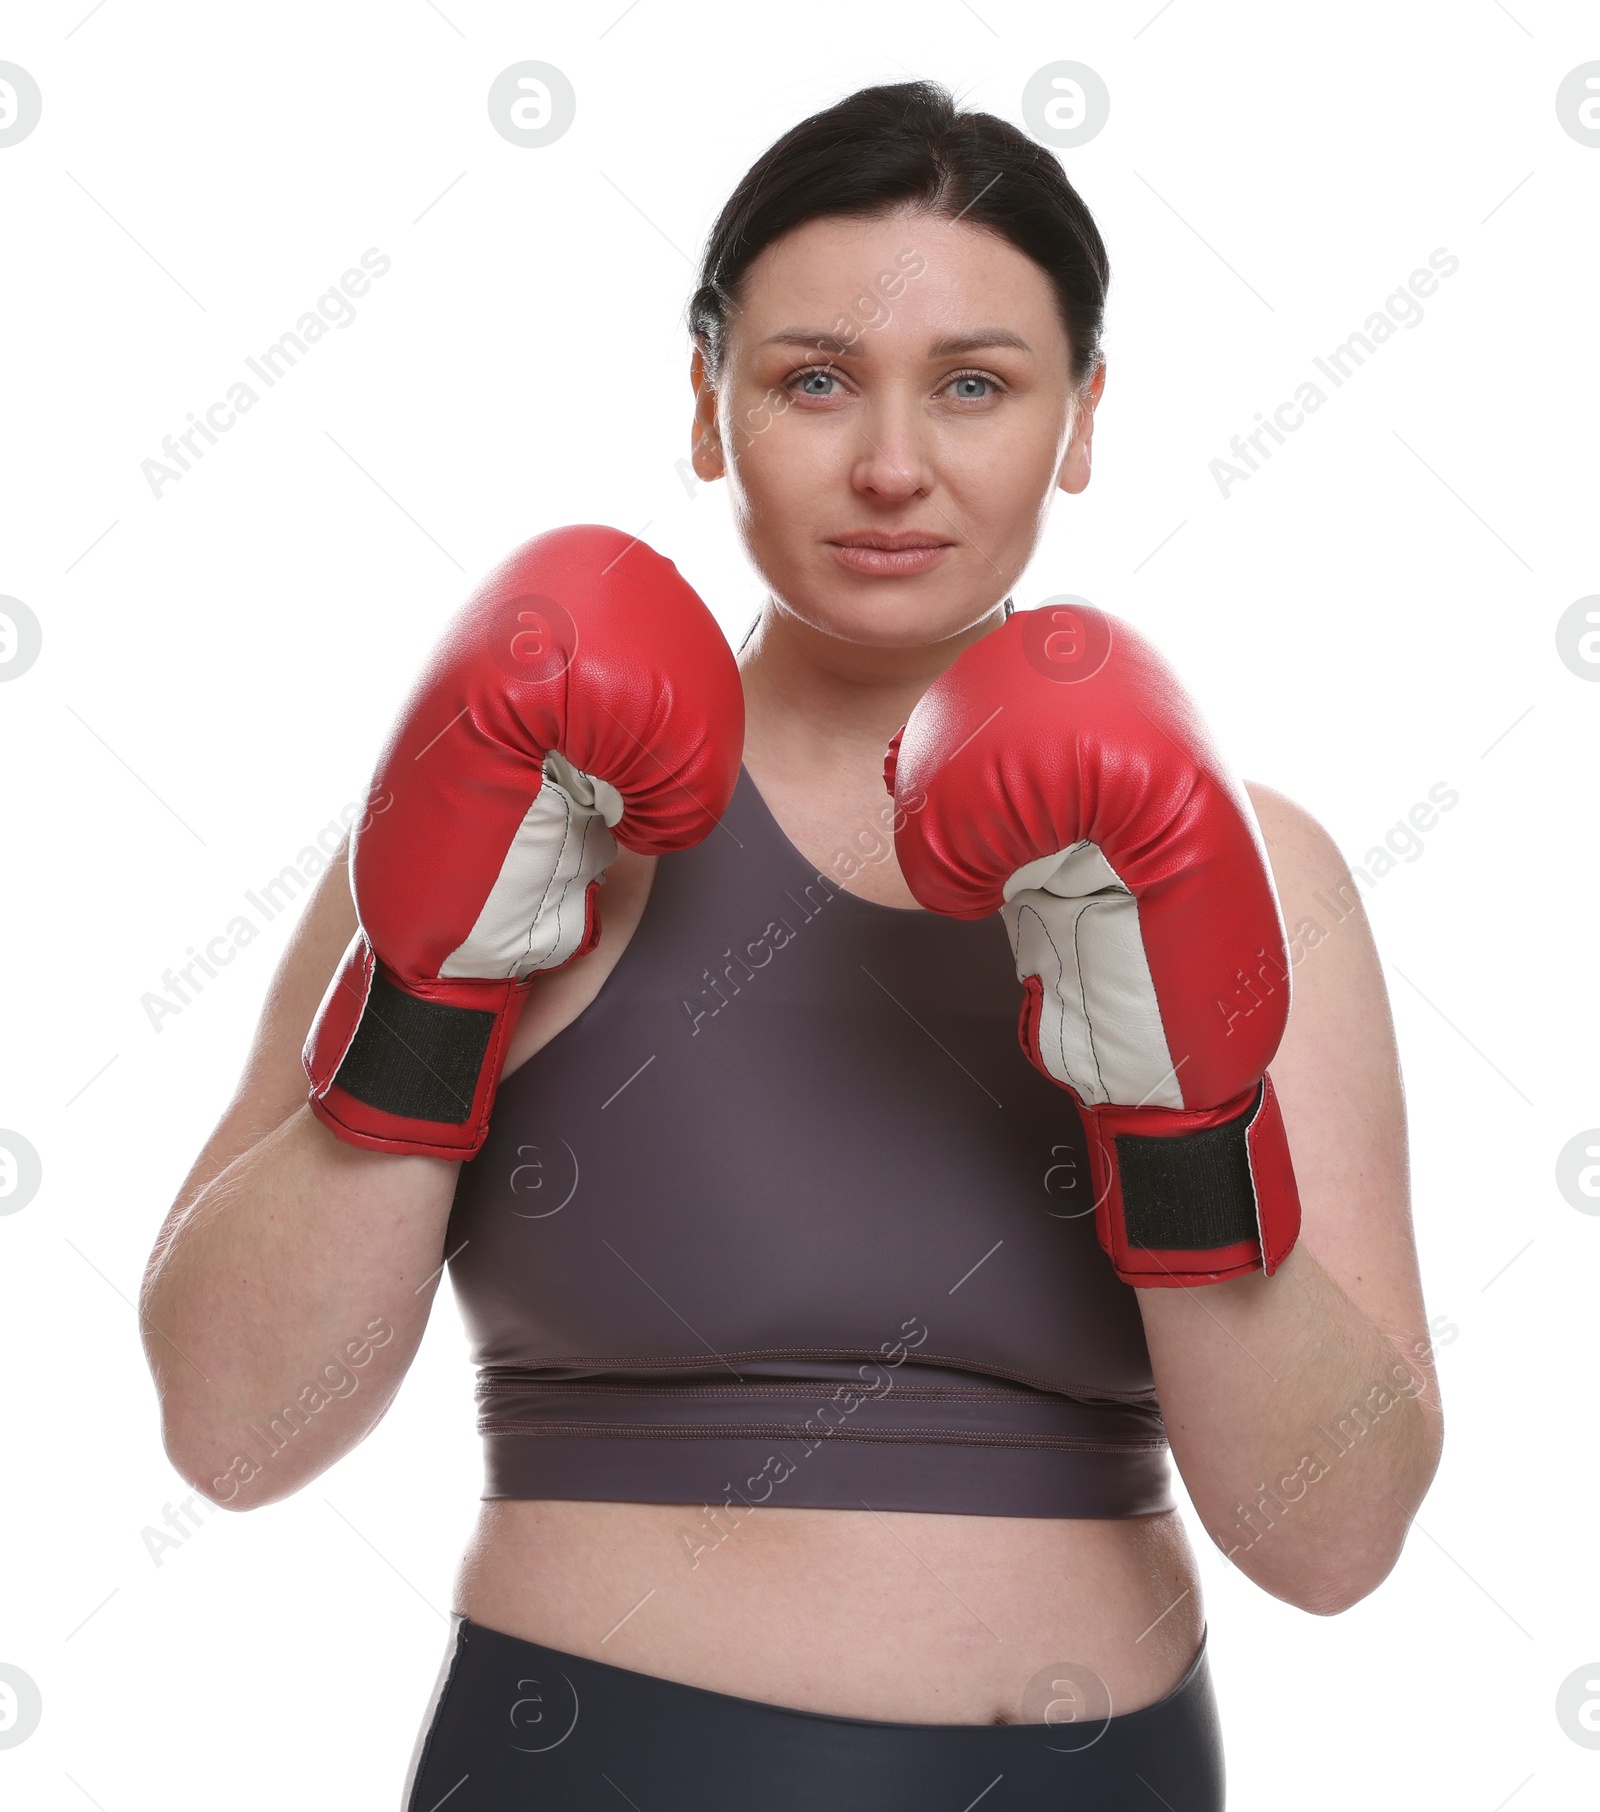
[787,365,846,398]
[943,369,1003,401]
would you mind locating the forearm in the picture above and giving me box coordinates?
[1138,1239,1443,1613]
[140,1105,460,1508]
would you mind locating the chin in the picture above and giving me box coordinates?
[768,562,999,649]
[805,596,994,649]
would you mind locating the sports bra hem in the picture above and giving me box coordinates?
[480,1421,1168,1454]
[475,1350,1160,1407]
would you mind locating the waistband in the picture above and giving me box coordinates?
[405,1616,1224,1809]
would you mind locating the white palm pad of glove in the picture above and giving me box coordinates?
[1000,840,1180,1112]
[440,752,626,981]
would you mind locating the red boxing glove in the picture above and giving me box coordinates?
[887,604,1301,1288]
[304,524,744,1159]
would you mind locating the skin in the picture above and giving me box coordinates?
[141,206,1443,1727]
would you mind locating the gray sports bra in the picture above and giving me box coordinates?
[445,765,1173,1519]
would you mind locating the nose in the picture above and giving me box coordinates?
[849,388,936,503]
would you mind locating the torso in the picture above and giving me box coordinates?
[451,749,1206,1725]
[455,1497,1202,1723]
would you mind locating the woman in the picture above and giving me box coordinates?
[140,82,1443,1808]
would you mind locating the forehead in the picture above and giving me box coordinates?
[734,208,1067,353]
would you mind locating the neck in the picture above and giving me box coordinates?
[738,600,1005,781]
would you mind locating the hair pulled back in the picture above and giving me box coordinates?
[687,80,1109,387]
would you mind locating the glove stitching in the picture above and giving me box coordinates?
[522,777,581,972]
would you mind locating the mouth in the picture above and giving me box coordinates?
[827,530,957,577]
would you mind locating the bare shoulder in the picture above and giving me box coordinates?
[1240,777,1389,1105]
[1240,780,1439,1388]
[1241,781,1395,1040]
[1244,780,1385,984]
[1243,780,1350,893]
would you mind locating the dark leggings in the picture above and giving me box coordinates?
[403,1615,1225,1810]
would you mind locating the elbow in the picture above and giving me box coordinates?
[161,1427,246,1513]
[1295,1563,1395,1618]
[159,1414,274,1514]
[1220,1540,1394,1616]
[1222,1514,1413,1617]
[1305,1430,1445,1617]
[159,1405,343,1512]
[167,1447,286,1514]
[1219,1401,1446,1616]
[1258,1547,1402,1617]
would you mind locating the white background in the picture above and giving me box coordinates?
[2,1,1597,1806]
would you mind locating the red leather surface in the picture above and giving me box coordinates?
[302,524,744,1158]
[894,605,1290,1113]
[897,607,1305,1285]
[353,523,744,984]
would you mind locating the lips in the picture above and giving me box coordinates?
[829,531,955,550]
[827,530,957,578]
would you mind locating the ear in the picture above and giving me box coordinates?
[690,344,726,483]
[1057,362,1106,496]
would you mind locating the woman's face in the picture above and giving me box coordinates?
[691,206,1101,651]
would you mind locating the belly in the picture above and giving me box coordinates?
[454,1497,1204,1725]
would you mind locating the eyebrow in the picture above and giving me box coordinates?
[758,327,1034,359]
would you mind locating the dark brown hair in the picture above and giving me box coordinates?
[687,80,1109,386]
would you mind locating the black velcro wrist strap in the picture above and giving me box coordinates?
[1113,1087,1261,1251]
[332,970,498,1125]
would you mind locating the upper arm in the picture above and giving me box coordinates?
[1244,782,1440,1409]
[161,837,359,1229]
[154,836,660,1252]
